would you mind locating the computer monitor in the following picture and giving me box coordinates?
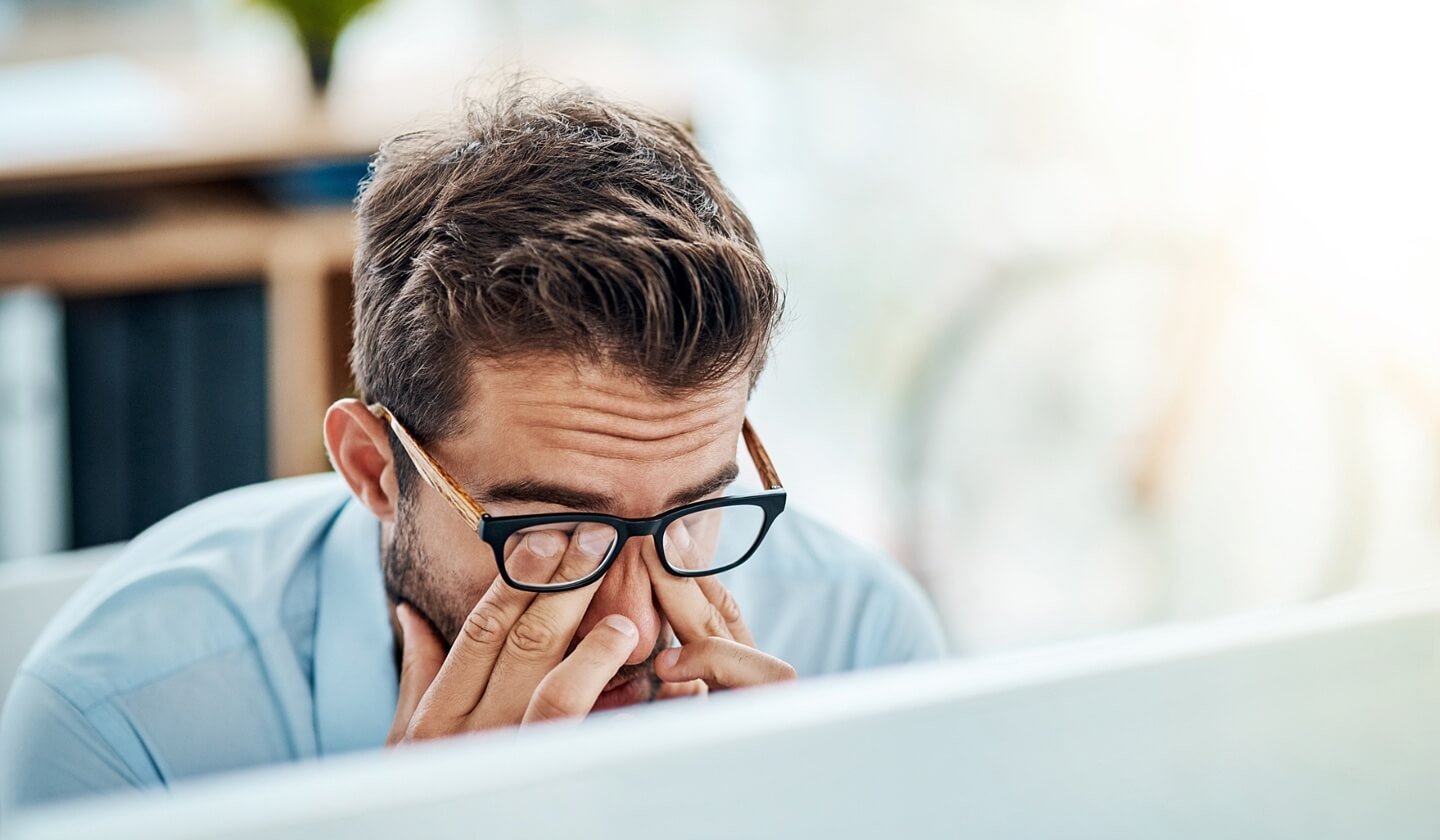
[10,587,1440,839]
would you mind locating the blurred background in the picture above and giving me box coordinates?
[2,0,1439,657]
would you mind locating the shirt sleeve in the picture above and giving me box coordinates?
[0,671,153,816]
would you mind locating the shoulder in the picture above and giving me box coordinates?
[726,504,948,675]
[5,475,357,795]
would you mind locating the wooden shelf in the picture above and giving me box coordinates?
[1,191,359,479]
[0,205,353,293]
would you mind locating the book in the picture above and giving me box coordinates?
[65,283,269,548]
[0,287,69,561]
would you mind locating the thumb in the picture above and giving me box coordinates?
[387,602,446,746]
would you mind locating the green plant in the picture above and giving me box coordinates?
[254,0,383,93]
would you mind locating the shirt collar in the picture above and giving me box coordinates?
[312,495,397,755]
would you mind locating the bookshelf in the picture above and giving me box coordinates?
[0,115,367,551]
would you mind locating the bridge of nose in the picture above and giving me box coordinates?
[580,540,663,665]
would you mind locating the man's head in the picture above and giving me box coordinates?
[324,85,782,708]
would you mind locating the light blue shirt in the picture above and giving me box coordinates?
[0,474,945,814]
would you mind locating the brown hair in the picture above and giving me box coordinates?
[349,84,783,471]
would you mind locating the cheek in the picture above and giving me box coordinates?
[411,496,503,636]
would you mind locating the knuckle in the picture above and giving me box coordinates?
[711,640,750,684]
[509,612,562,658]
[703,603,730,638]
[556,556,594,585]
[706,659,734,687]
[530,681,587,721]
[715,588,743,623]
[405,716,442,741]
[461,605,507,649]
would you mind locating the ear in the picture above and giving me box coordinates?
[324,398,400,521]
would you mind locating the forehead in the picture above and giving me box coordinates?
[431,356,750,515]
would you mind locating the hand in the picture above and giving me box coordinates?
[387,526,641,746]
[645,522,796,696]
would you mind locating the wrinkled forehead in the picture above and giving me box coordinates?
[430,356,750,517]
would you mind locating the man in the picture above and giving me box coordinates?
[0,86,945,812]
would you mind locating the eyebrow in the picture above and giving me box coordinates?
[664,461,740,509]
[472,461,740,515]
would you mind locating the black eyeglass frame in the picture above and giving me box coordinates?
[367,403,789,594]
[478,490,788,593]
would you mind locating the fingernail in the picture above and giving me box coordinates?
[602,615,638,638]
[526,530,564,558]
[656,647,680,669]
[577,525,614,557]
[395,602,411,628]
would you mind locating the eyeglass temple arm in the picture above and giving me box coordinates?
[369,403,487,530]
[742,417,784,491]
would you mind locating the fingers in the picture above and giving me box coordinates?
[522,615,639,725]
[694,574,756,647]
[644,531,735,646]
[411,534,559,726]
[387,602,446,746]
[654,637,797,690]
[474,523,615,725]
[661,515,710,572]
[656,678,709,701]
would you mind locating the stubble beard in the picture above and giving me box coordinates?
[381,494,470,646]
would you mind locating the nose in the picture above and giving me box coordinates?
[575,537,660,665]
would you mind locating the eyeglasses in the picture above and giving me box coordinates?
[369,403,787,593]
